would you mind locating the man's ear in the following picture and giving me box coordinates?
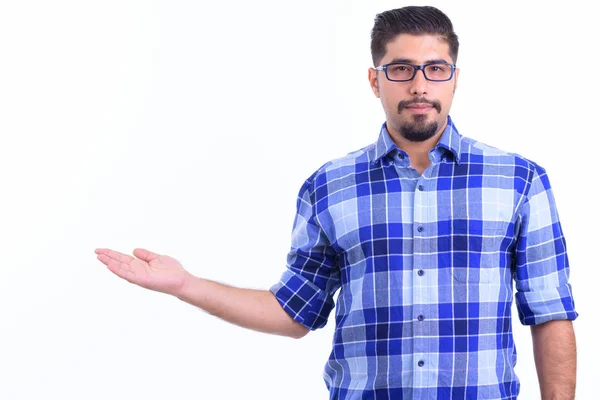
[453,67,460,93]
[368,68,380,98]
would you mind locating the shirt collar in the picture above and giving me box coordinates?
[372,115,463,165]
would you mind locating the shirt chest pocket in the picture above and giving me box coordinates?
[446,220,507,283]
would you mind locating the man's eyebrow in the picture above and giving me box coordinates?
[386,57,450,64]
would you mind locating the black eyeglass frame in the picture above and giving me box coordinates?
[374,62,457,82]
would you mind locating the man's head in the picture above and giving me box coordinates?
[368,6,460,143]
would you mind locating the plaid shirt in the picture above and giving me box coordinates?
[270,116,577,399]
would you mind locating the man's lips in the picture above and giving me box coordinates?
[406,103,434,112]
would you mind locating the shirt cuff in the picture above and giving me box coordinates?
[269,269,335,331]
[515,283,578,325]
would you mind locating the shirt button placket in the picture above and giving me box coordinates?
[413,178,429,392]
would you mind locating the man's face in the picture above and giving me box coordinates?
[368,34,459,142]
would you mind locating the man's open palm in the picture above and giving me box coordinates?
[95,248,188,295]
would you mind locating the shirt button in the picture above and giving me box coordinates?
[417,226,424,232]
[418,185,424,191]
[417,269,424,276]
[418,360,425,367]
[417,315,424,321]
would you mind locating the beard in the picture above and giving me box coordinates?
[399,116,438,142]
[397,98,441,142]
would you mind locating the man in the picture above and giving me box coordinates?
[95,6,577,399]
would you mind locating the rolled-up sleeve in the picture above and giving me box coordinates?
[514,164,578,325]
[269,176,340,331]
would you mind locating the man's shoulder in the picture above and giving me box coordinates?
[304,143,377,186]
[459,135,542,172]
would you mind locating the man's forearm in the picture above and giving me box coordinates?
[531,320,577,399]
[174,273,309,339]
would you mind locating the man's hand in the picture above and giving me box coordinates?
[95,247,309,338]
[95,248,189,296]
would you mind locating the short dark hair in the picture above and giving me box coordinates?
[370,6,459,66]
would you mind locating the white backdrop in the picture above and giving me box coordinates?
[0,0,597,399]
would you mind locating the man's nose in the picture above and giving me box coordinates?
[409,68,428,96]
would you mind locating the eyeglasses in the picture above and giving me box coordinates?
[374,62,456,82]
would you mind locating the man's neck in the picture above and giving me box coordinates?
[386,121,447,175]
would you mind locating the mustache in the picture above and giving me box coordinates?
[398,98,441,113]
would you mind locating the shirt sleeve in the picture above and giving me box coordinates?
[514,164,578,325]
[269,176,341,331]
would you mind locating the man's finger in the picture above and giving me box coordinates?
[132,248,160,262]
[97,254,136,283]
[95,248,134,264]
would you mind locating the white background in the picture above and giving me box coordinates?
[0,0,597,398]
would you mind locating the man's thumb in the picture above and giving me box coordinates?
[133,248,160,262]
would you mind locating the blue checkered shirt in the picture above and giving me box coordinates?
[270,116,577,399]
